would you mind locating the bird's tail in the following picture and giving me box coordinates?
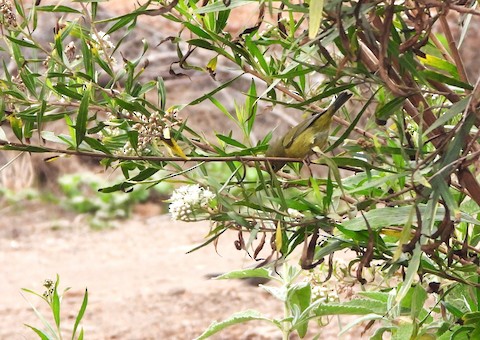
[327,92,352,116]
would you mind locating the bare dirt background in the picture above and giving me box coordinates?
[0,200,360,339]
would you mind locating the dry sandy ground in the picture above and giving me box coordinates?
[0,203,280,339]
[0,202,365,340]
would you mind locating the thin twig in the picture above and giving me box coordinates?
[0,140,370,178]
[439,15,469,85]
[429,31,454,64]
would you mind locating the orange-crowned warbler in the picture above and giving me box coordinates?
[266,92,352,172]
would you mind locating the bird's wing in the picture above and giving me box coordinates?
[282,111,325,149]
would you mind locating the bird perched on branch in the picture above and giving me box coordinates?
[265,92,352,172]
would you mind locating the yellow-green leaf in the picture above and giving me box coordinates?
[308,0,324,39]
[275,221,282,251]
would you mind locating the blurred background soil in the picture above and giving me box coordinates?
[0,204,283,339]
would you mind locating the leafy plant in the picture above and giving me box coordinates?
[22,275,88,340]
[1,0,480,338]
[58,173,150,228]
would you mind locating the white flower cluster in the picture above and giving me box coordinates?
[90,30,116,66]
[92,31,114,49]
[169,184,215,221]
[311,284,339,303]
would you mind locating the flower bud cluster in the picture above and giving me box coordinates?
[122,109,182,155]
[0,0,17,28]
[42,278,55,300]
[65,41,77,62]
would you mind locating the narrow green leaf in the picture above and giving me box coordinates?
[187,39,225,55]
[357,291,389,303]
[37,100,47,141]
[105,13,138,35]
[80,38,94,79]
[5,35,38,48]
[330,157,392,172]
[157,77,166,111]
[20,71,39,99]
[114,98,138,112]
[94,54,114,77]
[215,268,273,280]
[216,134,247,148]
[76,85,91,147]
[424,97,469,136]
[313,239,349,261]
[98,167,159,193]
[442,302,464,318]
[195,0,255,14]
[340,315,387,337]
[315,154,345,200]
[209,96,234,121]
[327,90,377,152]
[347,173,404,195]
[183,22,212,39]
[83,136,112,154]
[1,143,52,153]
[52,289,61,328]
[245,79,257,135]
[55,33,64,63]
[23,120,34,140]
[421,70,473,90]
[53,84,83,100]
[419,54,459,78]
[375,96,405,122]
[24,325,50,340]
[189,74,243,106]
[72,289,88,340]
[36,5,81,13]
[245,36,269,74]
[187,228,227,254]
[314,303,381,316]
[13,0,25,17]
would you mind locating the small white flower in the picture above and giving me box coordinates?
[287,208,304,219]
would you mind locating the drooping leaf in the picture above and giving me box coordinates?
[194,310,273,340]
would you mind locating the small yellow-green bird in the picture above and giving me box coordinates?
[266,92,352,172]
